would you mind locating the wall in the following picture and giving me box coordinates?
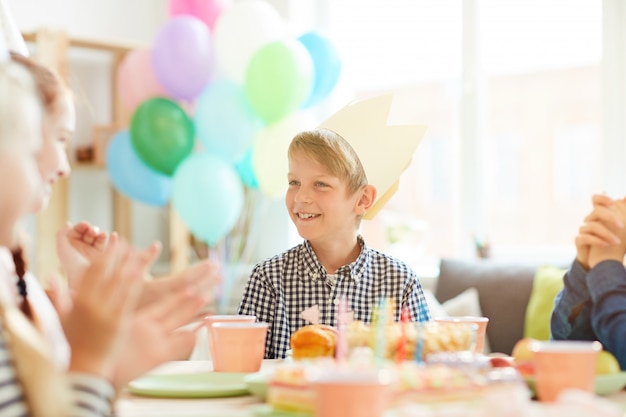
[9,0,294,274]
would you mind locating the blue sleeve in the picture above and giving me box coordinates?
[237,265,277,359]
[551,260,595,341]
[586,260,626,369]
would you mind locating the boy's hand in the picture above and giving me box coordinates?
[575,194,624,270]
[588,198,626,268]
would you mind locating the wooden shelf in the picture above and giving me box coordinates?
[27,28,191,279]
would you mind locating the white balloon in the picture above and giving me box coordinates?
[252,112,317,199]
[214,0,287,84]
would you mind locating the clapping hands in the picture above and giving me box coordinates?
[576,194,626,270]
[55,222,221,389]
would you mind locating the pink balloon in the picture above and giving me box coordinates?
[168,0,231,31]
[117,49,168,111]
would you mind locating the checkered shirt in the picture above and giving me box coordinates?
[237,236,431,359]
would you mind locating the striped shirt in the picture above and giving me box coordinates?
[0,317,116,417]
[238,237,431,359]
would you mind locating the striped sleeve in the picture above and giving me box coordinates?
[0,324,29,417]
[68,373,115,417]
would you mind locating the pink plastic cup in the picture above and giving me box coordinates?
[311,369,392,417]
[530,340,602,402]
[204,314,256,362]
[211,322,269,373]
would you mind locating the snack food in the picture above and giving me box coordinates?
[290,324,337,360]
[347,320,477,361]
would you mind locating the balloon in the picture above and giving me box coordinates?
[252,112,316,198]
[117,49,168,112]
[297,32,342,108]
[130,98,195,176]
[235,147,259,189]
[172,153,244,246]
[213,0,286,83]
[151,16,214,100]
[245,40,314,125]
[106,130,172,206]
[194,79,260,163]
[168,0,230,31]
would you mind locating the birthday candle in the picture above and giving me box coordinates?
[336,296,348,366]
[375,298,387,366]
[397,306,410,363]
[415,322,423,363]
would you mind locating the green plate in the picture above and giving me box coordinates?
[127,372,250,398]
[253,405,312,417]
[244,372,270,400]
[524,371,626,396]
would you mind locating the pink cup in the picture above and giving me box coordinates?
[211,322,269,373]
[435,316,489,353]
[204,314,256,361]
[311,369,392,417]
[530,340,602,402]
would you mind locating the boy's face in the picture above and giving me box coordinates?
[286,151,363,244]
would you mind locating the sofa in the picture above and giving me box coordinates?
[434,258,567,355]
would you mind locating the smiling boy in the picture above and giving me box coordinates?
[238,94,430,359]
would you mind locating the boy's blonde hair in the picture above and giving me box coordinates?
[288,128,368,195]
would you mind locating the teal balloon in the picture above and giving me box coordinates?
[106,130,172,206]
[130,97,195,176]
[298,32,342,108]
[244,40,313,124]
[234,148,259,189]
[195,79,260,163]
[172,153,244,246]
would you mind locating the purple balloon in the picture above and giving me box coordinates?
[152,16,214,100]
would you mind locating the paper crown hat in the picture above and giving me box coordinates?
[0,0,27,57]
[317,92,427,220]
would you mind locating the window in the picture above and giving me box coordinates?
[320,0,605,267]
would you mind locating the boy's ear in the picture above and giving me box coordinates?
[355,185,377,215]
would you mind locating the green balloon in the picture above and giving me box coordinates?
[245,40,313,125]
[130,97,195,176]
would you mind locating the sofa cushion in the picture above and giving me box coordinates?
[435,259,537,355]
[524,265,566,341]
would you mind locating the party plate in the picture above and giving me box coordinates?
[127,372,250,398]
[244,372,271,400]
[253,405,312,417]
[253,404,401,417]
[524,371,626,396]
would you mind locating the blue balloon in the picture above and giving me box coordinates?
[172,153,244,246]
[235,148,259,189]
[298,32,342,108]
[106,130,172,206]
[194,79,261,163]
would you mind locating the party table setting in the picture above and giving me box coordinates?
[117,304,626,417]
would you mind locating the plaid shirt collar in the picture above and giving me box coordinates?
[299,235,368,283]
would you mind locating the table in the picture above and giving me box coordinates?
[116,360,268,417]
[116,361,626,417]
